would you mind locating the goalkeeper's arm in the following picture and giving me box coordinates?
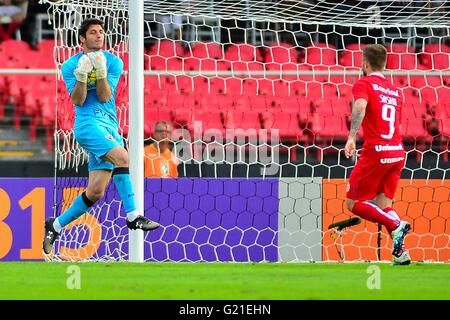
[71,82,88,106]
[71,54,93,106]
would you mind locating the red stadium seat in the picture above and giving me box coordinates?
[412,102,428,119]
[442,118,450,138]
[266,96,299,113]
[402,118,429,139]
[37,39,56,56]
[224,78,243,95]
[260,111,297,138]
[411,74,443,89]
[442,103,450,118]
[305,42,337,66]
[174,76,193,93]
[216,94,234,110]
[340,43,366,67]
[265,43,299,64]
[209,77,225,94]
[314,98,334,116]
[240,111,260,129]
[290,80,307,97]
[331,97,351,117]
[402,102,418,120]
[249,95,266,111]
[337,84,352,98]
[313,115,348,139]
[224,43,263,62]
[192,110,224,138]
[146,90,168,110]
[184,57,219,72]
[148,39,184,57]
[242,78,258,96]
[419,87,439,103]
[257,78,274,96]
[386,43,417,70]
[172,108,193,129]
[0,39,31,56]
[187,42,223,59]
[420,43,450,70]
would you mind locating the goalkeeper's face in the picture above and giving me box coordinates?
[81,24,105,52]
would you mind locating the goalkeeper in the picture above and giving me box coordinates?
[43,18,160,254]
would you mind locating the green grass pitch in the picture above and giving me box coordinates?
[0,262,449,299]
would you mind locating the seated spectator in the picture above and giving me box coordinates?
[144,121,179,178]
[423,103,441,136]
[0,0,28,41]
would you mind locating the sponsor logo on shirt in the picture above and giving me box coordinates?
[375,144,403,152]
[87,71,97,90]
[372,83,399,97]
[380,157,404,164]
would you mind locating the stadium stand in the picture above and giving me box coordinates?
[0,33,448,163]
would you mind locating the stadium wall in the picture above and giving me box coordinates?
[0,178,448,262]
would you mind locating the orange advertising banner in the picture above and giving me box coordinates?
[322,179,450,262]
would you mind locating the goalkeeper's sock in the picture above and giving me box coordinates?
[112,167,137,216]
[55,192,95,230]
[126,210,140,222]
[352,201,399,233]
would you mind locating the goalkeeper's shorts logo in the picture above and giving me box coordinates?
[346,182,351,192]
[105,134,115,142]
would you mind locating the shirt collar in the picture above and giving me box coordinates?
[369,72,385,79]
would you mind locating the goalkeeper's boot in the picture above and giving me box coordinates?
[391,220,411,264]
[43,217,60,254]
[126,215,160,231]
[392,246,411,265]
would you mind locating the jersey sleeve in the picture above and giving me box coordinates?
[352,80,369,102]
[61,60,77,96]
[107,55,124,95]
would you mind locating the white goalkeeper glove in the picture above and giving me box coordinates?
[74,54,93,83]
[87,51,107,80]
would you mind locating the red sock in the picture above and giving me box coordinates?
[352,201,400,233]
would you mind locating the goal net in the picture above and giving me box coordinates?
[44,0,449,262]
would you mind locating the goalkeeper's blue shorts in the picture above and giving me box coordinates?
[74,124,124,172]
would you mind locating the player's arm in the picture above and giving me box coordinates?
[62,55,93,106]
[71,81,88,106]
[87,51,112,102]
[345,98,368,159]
[96,77,112,102]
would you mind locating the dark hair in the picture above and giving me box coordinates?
[79,18,104,39]
[155,120,172,131]
[362,44,387,71]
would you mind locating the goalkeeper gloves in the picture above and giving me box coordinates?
[74,54,93,83]
[87,51,107,80]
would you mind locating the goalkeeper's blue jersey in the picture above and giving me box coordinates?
[61,50,123,130]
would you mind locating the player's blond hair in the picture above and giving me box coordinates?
[362,44,387,71]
